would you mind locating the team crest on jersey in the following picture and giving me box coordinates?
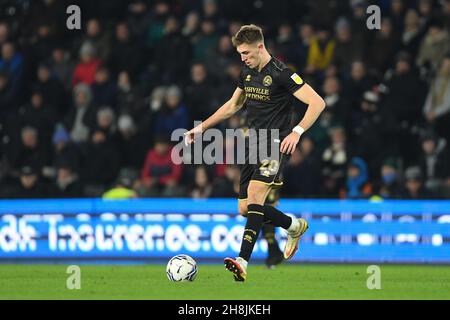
[291,73,303,85]
[263,75,272,86]
[245,74,251,81]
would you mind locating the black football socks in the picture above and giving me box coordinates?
[263,205,292,230]
[239,204,265,262]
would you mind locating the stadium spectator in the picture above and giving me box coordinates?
[140,136,183,197]
[0,42,24,94]
[321,126,350,196]
[10,166,49,199]
[80,128,120,196]
[380,51,427,164]
[416,19,450,73]
[76,18,111,62]
[423,54,450,142]
[153,16,192,85]
[91,66,117,110]
[211,164,240,197]
[72,42,101,87]
[418,131,450,193]
[50,124,82,176]
[190,166,213,199]
[342,157,371,199]
[372,158,403,199]
[64,83,97,143]
[34,63,66,116]
[114,114,148,171]
[366,17,399,74]
[306,24,336,75]
[185,63,214,121]
[400,9,425,60]
[400,166,434,199]
[126,0,152,42]
[282,136,321,198]
[0,71,19,120]
[193,19,219,62]
[153,85,189,137]
[10,126,50,173]
[109,22,144,79]
[51,163,84,198]
[102,174,138,199]
[48,47,75,91]
[332,17,363,72]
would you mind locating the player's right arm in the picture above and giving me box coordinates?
[184,87,246,144]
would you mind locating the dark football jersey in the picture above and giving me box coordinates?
[237,56,305,139]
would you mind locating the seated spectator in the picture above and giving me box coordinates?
[139,137,183,197]
[283,136,321,198]
[341,157,372,199]
[190,166,213,199]
[51,164,84,198]
[80,129,120,196]
[400,166,434,199]
[34,63,66,116]
[114,114,148,170]
[0,42,23,92]
[332,17,363,72]
[366,17,400,74]
[10,166,49,199]
[193,19,219,62]
[321,126,350,196]
[0,71,19,118]
[49,46,75,91]
[102,175,138,199]
[72,42,101,87]
[400,9,424,60]
[64,83,97,143]
[418,131,450,193]
[184,63,214,121]
[109,22,143,79]
[305,24,335,75]
[76,18,111,62]
[18,89,58,148]
[211,164,240,197]
[50,124,82,177]
[153,85,189,136]
[417,19,450,73]
[423,54,450,142]
[95,107,116,137]
[372,158,402,199]
[91,66,117,109]
[10,126,50,173]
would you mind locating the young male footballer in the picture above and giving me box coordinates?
[185,24,325,281]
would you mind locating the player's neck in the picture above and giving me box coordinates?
[257,52,272,72]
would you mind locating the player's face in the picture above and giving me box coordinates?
[236,43,262,69]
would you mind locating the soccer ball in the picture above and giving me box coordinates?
[166,254,198,282]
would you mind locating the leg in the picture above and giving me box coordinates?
[262,189,283,268]
[224,181,271,281]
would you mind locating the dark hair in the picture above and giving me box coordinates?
[231,24,264,47]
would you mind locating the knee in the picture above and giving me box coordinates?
[238,202,248,217]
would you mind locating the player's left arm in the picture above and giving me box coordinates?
[280,84,326,154]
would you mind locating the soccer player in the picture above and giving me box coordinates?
[185,24,325,281]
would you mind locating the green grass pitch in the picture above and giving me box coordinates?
[0,264,449,300]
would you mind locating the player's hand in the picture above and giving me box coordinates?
[184,126,203,146]
[280,132,301,154]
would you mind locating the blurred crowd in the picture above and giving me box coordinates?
[0,0,450,200]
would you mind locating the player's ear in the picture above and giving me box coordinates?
[257,43,264,52]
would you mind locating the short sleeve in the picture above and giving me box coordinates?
[279,68,305,94]
[237,68,245,89]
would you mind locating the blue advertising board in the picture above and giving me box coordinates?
[0,199,449,263]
